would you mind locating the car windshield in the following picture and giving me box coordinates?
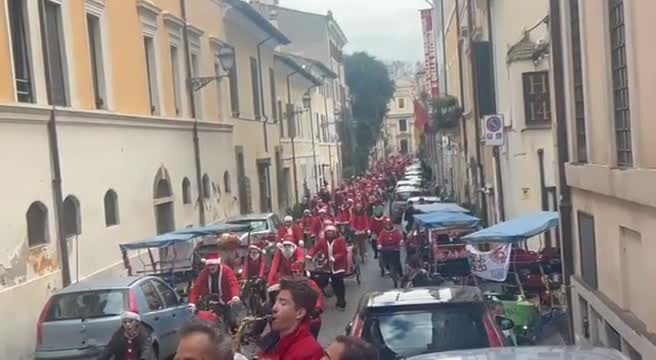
[364,304,489,359]
[396,191,420,201]
[46,290,127,321]
[228,219,269,232]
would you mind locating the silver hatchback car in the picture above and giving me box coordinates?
[34,275,193,359]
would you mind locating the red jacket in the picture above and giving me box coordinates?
[378,229,402,250]
[307,278,324,313]
[277,224,303,245]
[242,256,266,279]
[300,216,314,234]
[267,248,305,286]
[189,265,240,305]
[256,321,324,360]
[350,212,369,232]
[369,216,385,237]
[309,237,348,273]
[335,207,351,224]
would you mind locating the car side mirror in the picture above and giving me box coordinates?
[345,322,353,335]
[496,316,514,331]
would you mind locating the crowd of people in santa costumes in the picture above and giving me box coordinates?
[180,155,412,359]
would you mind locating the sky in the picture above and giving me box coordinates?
[279,0,430,63]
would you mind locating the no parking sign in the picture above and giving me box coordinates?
[483,115,504,146]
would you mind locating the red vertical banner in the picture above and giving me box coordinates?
[421,9,439,97]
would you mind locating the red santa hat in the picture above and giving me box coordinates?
[248,243,263,253]
[281,234,296,247]
[202,252,221,266]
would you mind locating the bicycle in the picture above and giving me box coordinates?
[241,277,267,317]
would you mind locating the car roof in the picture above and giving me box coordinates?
[226,213,273,221]
[408,196,441,203]
[406,346,629,360]
[56,275,146,294]
[362,286,483,308]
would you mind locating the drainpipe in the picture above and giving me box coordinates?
[39,0,71,287]
[181,0,205,225]
[306,85,320,193]
[455,0,469,203]
[549,0,574,343]
[322,76,336,190]
[257,36,274,152]
[494,146,505,221]
[287,70,301,205]
[467,0,488,225]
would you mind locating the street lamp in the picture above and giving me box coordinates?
[190,45,235,92]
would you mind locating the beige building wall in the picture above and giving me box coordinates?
[384,78,417,156]
[558,0,656,357]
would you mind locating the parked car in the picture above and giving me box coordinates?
[345,286,509,360]
[34,275,193,359]
[406,346,630,360]
[223,212,281,245]
[390,186,427,222]
[408,196,441,204]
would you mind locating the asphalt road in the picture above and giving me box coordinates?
[317,248,397,347]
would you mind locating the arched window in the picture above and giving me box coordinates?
[104,190,119,226]
[202,174,211,199]
[63,195,81,236]
[156,178,172,198]
[182,177,191,204]
[26,201,49,247]
[153,166,175,234]
[223,171,231,193]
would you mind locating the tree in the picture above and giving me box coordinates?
[345,52,395,173]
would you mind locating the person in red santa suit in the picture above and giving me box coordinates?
[311,208,333,238]
[377,217,404,278]
[289,261,323,338]
[369,208,385,260]
[300,209,316,248]
[308,225,347,309]
[350,203,370,264]
[277,215,303,247]
[242,243,266,280]
[188,253,241,330]
[267,235,305,288]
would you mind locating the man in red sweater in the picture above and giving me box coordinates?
[290,261,323,338]
[242,243,266,280]
[256,279,324,360]
[377,217,404,278]
[311,208,333,238]
[308,225,347,309]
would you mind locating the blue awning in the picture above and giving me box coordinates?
[120,232,199,251]
[172,223,250,236]
[414,203,470,214]
[462,211,560,243]
[414,212,481,229]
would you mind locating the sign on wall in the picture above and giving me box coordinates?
[483,114,504,146]
[421,9,439,97]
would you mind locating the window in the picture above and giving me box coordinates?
[140,281,163,311]
[104,190,119,226]
[398,98,405,109]
[400,139,409,154]
[229,52,239,115]
[202,174,211,199]
[182,177,191,204]
[8,0,34,103]
[522,71,551,124]
[45,290,126,321]
[153,280,178,308]
[144,36,159,114]
[270,68,277,122]
[577,212,598,289]
[605,322,621,351]
[609,0,632,166]
[63,195,81,237]
[170,46,181,116]
[250,57,261,119]
[40,0,69,106]
[570,0,587,163]
[399,119,408,132]
[223,171,231,193]
[26,202,49,246]
[191,52,202,119]
[87,14,106,109]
